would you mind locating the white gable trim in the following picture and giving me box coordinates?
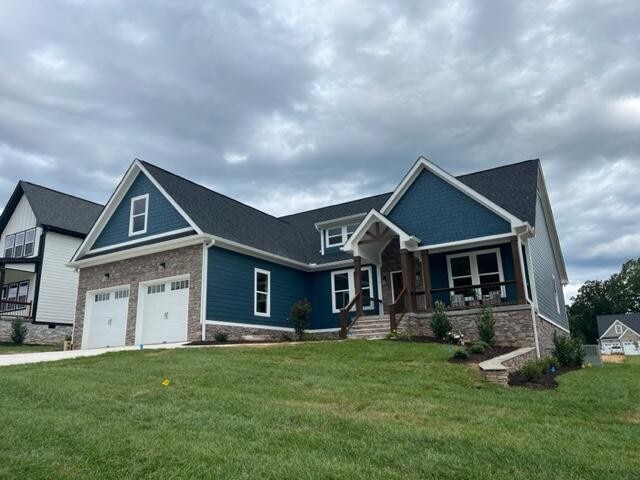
[341,209,420,254]
[70,160,202,263]
[380,157,525,227]
[599,319,640,340]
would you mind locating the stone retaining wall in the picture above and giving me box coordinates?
[0,319,72,344]
[204,324,339,342]
[479,347,537,385]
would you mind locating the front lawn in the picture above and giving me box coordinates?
[0,342,62,355]
[0,341,637,479]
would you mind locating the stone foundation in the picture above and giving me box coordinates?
[535,315,568,356]
[398,305,536,348]
[0,319,72,345]
[73,244,203,349]
[204,324,339,342]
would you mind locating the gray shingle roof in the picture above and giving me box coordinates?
[597,314,640,338]
[140,158,541,265]
[0,182,103,237]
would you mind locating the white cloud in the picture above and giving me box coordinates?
[223,151,248,164]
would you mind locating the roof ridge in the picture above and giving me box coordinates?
[457,159,540,179]
[19,180,103,207]
[279,191,394,219]
[138,159,295,228]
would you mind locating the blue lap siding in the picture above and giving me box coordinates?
[387,169,511,245]
[206,246,379,330]
[92,172,189,250]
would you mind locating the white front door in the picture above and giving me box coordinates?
[140,278,189,345]
[85,288,129,349]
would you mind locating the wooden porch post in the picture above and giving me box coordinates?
[420,250,433,311]
[400,249,416,313]
[353,255,363,315]
[510,237,526,304]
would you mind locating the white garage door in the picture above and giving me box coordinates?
[85,288,129,349]
[140,278,189,345]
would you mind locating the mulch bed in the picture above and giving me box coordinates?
[508,366,580,390]
[447,346,514,364]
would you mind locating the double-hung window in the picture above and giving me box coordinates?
[254,269,270,317]
[447,249,505,300]
[129,194,149,236]
[3,228,36,258]
[324,224,359,248]
[330,266,374,313]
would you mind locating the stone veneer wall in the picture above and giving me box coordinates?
[204,324,339,342]
[535,314,569,356]
[73,244,203,349]
[0,319,73,344]
[398,305,537,348]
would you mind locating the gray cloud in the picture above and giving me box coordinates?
[1,0,639,299]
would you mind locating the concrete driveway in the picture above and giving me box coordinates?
[0,342,186,367]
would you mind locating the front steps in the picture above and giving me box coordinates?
[348,315,391,339]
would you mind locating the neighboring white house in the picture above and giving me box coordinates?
[0,181,102,344]
[597,314,640,356]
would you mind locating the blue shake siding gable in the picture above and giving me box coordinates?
[387,169,511,245]
[92,172,190,249]
[206,246,380,330]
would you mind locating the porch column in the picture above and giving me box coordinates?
[400,249,417,313]
[353,255,363,315]
[510,237,526,304]
[419,250,433,311]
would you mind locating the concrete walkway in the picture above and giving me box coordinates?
[0,342,187,367]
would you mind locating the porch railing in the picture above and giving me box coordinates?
[339,293,384,339]
[389,287,407,332]
[415,280,519,312]
[0,300,32,319]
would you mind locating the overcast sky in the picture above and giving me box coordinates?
[1,0,639,299]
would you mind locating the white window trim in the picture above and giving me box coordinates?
[129,194,149,236]
[330,266,374,314]
[254,268,271,317]
[552,274,561,314]
[324,224,359,249]
[446,248,505,298]
[614,323,623,335]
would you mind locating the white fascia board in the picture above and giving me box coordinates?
[314,213,367,231]
[416,232,515,253]
[86,227,194,254]
[537,313,571,334]
[380,156,525,228]
[68,234,211,268]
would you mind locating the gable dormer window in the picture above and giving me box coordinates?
[325,224,359,248]
[129,194,149,236]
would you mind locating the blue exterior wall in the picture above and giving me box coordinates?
[529,196,568,329]
[428,243,517,307]
[387,169,511,245]
[206,246,379,330]
[92,172,189,249]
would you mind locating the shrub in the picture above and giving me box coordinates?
[430,301,451,340]
[452,348,469,359]
[289,298,312,340]
[553,332,584,367]
[475,306,496,345]
[10,319,27,345]
[214,331,229,342]
[470,341,488,354]
[519,357,559,381]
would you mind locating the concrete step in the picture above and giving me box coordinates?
[351,320,390,329]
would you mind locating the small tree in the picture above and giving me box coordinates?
[475,306,496,345]
[289,298,312,340]
[11,319,28,345]
[430,301,451,340]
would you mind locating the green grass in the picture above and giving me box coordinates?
[0,342,62,355]
[0,341,638,479]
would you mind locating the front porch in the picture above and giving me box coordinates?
[0,263,36,320]
[340,213,530,338]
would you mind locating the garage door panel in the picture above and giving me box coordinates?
[140,279,189,345]
[85,289,129,349]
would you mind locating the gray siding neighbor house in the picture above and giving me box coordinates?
[68,156,569,356]
[597,314,640,355]
[0,182,103,344]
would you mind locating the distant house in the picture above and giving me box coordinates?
[597,314,640,355]
[0,182,102,343]
[68,156,569,355]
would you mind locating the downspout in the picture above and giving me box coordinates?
[518,230,541,358]
[200,237,214,341]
